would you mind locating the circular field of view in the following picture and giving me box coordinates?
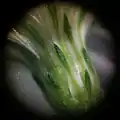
[5,2,115,118]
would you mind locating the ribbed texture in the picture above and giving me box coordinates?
[7,3,103,113]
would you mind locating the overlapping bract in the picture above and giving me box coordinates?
[7,3,103,113]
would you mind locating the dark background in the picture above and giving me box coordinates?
[1,0,119,120]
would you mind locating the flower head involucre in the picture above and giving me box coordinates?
[7,2,103,115]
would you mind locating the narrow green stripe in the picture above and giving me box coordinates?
[84,70,91,98]
[64,14,73,42]
[47,5,58,31]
